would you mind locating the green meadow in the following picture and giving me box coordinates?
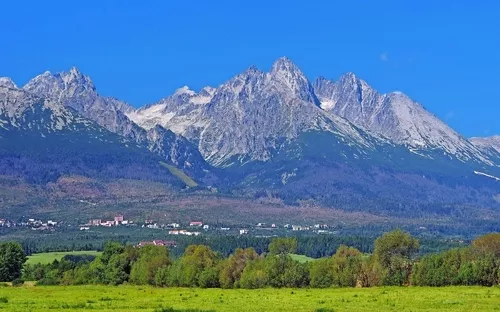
[26,251,102,265]
[0,285,499,312]
[290,254,317,263]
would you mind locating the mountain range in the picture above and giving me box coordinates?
[1,57,499,220]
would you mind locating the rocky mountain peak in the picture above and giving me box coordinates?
[0,77,18,89]
[269,57,306,84]
[199,86,216,97]
[268,57,320,105]
[174,86,196,97]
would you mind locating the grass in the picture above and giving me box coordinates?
[290,254,318,263]
[26,251,102,265]
[0,285,499,311]
[160,162,198,188]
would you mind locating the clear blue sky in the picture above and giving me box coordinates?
[1,0,499,137]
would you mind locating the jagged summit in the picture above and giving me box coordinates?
[0,77,18,89]
[7,61,499,167]
[267,57,320,105]
[313,74,489,164]
[270,56,300,73]
[244,65,262,74]
[128,57,377,165]
[174,86,196,96]
[9,67,214,182]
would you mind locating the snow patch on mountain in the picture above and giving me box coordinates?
[474,171,500,181]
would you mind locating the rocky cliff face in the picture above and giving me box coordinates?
[22,68,213,182]
[313,74,492,164]
[23,67,145,141]
[0,83,185,186]
[470,136,500,160]
[129,57,382,166]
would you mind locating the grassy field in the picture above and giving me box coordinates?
[160,162,198,187]
[290,254,317,263]
[26,251,102,265]
[0,285,499,312]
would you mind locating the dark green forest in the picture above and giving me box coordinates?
[2,230,500,288]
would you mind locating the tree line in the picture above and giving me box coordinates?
[2,230,500,288]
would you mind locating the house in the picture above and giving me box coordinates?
[318,224,329,229]
[114,215,124,225]
[189,221,203,227]
[203,224,210,230]
[239,229,249,235]
[168,230,180,235]
[167,223,180,229]
[271,224,276,228]
[163,240,177,247]
[101,220,115,227]
[80,226,90,231]
[47,220,57,226]
[90,219,102,226]
[256,222,266,227]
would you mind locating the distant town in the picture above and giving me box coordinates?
[0,215,340,237]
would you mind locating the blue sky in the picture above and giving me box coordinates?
[1,0,499,137]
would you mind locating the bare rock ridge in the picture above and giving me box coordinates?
[21,69,212,180]
[128,57,385,166]
[313,73,491,164]
[127,57,498,168]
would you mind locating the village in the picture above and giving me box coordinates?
[0,215,340,237]
[0,217,59,231]
[78,215,339,236]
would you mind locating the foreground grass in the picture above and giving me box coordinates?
[0,285,499,312]
[26,251,102,265]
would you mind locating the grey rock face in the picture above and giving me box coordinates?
[313,74,491,164]
[21,68,211,178]
[0,85,106,135]
[129,57,379,166]
[23,68,145,141]
[0,77,18,89]
[470,136,500,159]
